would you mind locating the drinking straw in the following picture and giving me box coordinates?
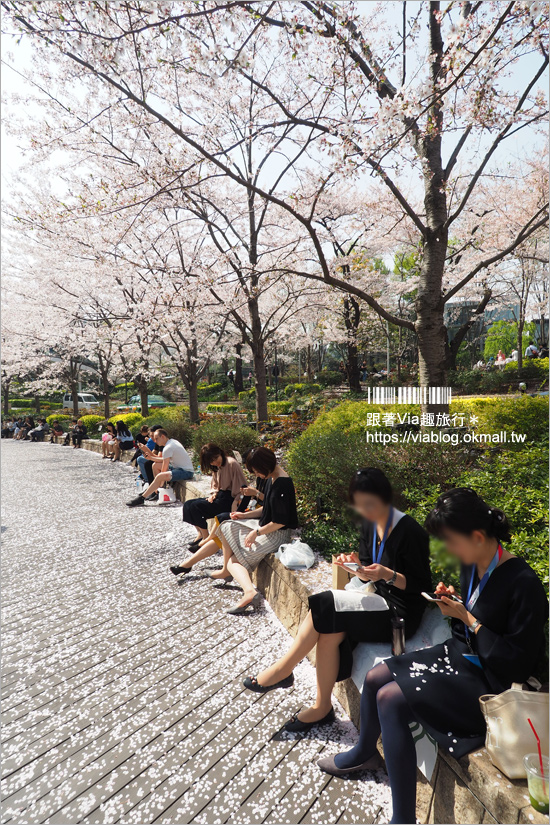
[528,717,547,795]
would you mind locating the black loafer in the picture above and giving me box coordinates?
[284,706,335,732]
[243,673,294,693]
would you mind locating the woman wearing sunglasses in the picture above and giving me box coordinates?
[243,467,432,733]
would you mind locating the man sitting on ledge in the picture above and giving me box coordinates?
[126,428,193,507]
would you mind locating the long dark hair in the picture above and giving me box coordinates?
[116,420,132,438]
[200,443,227,473]
[425,487,511,543]
[348,467,393,504]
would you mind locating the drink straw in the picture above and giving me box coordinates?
[528,717,547,795]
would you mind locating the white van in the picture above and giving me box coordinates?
[63,393,100,410]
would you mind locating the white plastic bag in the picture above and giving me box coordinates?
[276,540,315,570]
[158,486,177,504]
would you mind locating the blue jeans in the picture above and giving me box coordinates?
[169,466,194,482]
[136,455,149,481]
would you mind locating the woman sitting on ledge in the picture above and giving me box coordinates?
[171,447,298,615]
[319,488,548,825]
[243,467,432,734]
[181,443,247,547]
[214,446,298,614]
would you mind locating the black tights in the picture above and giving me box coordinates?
[334,662,417,825]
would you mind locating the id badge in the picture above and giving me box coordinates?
[463,653,482,669]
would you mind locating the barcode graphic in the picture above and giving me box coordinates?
[366,387,452,405]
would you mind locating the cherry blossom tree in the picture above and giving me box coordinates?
[2,0,547,410]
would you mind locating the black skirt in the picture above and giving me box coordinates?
[309,590,424,682]
[183,490,234,529]
[388,636,490,758]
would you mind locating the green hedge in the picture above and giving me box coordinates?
[284,382,321,397]
[197,382,224,399]
[108,412,144,430]
[46,413,73,427]
[192,419,259,457]
[80,414,105,433]
[206,404,239,413]
[288,397,548,596]
[239,389,256,400]
[268,401,293,415]
[317,370,342,386]
[10,398,34,408]
[140,406,193,448]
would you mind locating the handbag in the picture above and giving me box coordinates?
[479,680,549,778]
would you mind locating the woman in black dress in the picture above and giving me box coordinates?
[319,488,548,825]
[243,468,432,733]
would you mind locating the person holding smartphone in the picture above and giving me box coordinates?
[320,488,547,825]
[243,467,432,733]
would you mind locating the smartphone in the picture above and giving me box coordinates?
[342,562,362,572]
[422,591,462,603]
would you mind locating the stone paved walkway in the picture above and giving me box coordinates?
[1,441,392,824]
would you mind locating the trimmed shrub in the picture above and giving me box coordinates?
[80,414,105,433]
[284,382,321,397]
[46,413,72,427]
[197,382,224,400]
[268,401,293,415]
[10,398,35,408]
[140,406,193,447]
[108,412,145,430]
[317,370,342,386]
[206,403,239,413]
[239,388,256,400]
[453,395,549,443]
[193,419,259,457]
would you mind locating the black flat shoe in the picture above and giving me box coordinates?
[284,707,335,733]
[170,565,192,576]
[243,673,294,693]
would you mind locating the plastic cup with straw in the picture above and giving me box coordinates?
[524,718,549,815]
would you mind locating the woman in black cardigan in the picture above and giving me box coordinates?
[243,467,432,733]
[319,488,548,825]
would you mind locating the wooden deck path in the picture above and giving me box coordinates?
[1,442,391,824]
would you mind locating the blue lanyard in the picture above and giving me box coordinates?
[466,543,503,612]
[372,507,393,564]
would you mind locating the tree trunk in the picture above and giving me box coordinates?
[70,373,79,418]
[34,394,41,414]
[343,295,362,393]
[414,4,451,412]
[234,343,244,394]
[188,381,200,423]
[137,379,149,416]
[253,347,269,421]
[247,294,269,421]
[517,318,524,376]
[306,345,313,380]
[3,378,10,416]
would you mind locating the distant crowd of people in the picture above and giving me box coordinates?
[475,341,548,370]
[1,416,51,441]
